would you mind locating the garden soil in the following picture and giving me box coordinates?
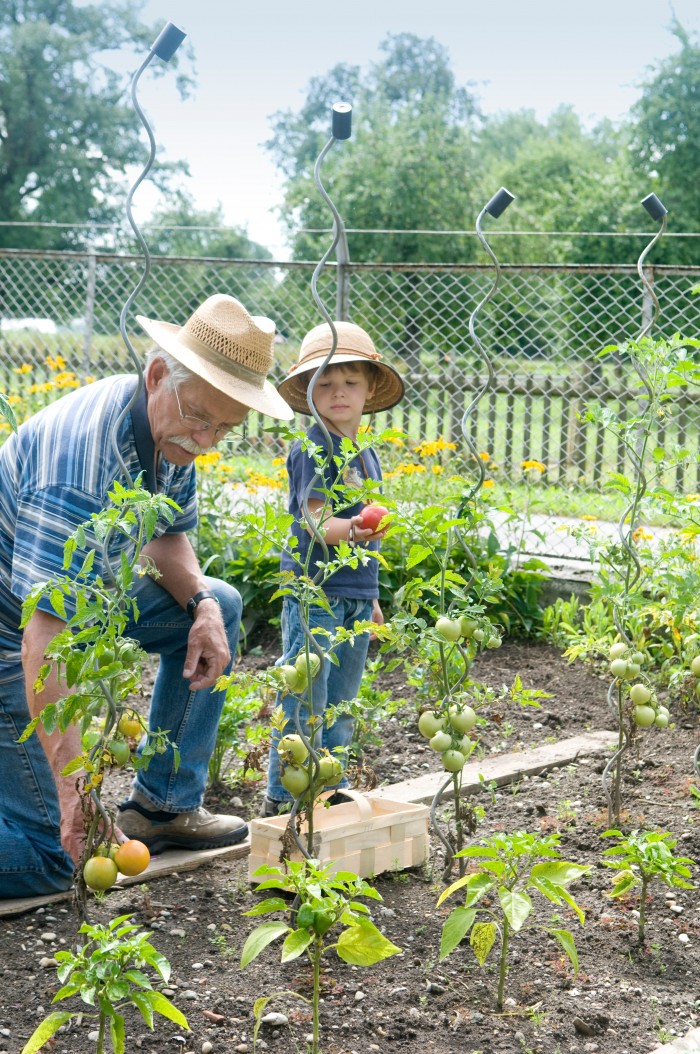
[1,638,699,1054]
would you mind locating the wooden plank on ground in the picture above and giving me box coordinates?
[368,730,618,805]
[0,731,616,918]
[0,840,250,918]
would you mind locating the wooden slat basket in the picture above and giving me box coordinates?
[248,790,430,881]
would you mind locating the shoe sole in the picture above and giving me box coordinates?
[138,824,249,855]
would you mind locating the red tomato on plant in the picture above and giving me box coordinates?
[358,504,389,532]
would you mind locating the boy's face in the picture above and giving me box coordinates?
[309,363,376,434]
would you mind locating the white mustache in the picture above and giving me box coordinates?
[169,435,211,456]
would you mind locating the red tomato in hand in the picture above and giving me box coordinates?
[358,504,389,532]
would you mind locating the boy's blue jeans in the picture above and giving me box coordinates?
[0,573,241,899]
[266,594,373,804]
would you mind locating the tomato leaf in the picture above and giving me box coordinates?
[145,990,190,1029]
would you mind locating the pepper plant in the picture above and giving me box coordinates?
[601,829,696,944]
[21,914,188,1054]
[437,830,590,1009]
[241,858,401,1054]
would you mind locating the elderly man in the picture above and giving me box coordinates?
[0,294,292,898]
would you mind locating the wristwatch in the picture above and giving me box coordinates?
[186,590,220,620]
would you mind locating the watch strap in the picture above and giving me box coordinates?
[186,590,220,620]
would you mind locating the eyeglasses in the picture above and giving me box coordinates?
[173,384,245,444]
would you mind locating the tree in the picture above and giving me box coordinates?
[266,33,482,265]
[143,191,272,260]
[0,0,192,251]
[631,20,700,263]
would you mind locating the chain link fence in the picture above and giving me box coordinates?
[1,248,699,561]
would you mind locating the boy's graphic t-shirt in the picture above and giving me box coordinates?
[280,424,382,599]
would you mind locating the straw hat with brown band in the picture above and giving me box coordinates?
[278,321,405,415]
[136,294,293,420]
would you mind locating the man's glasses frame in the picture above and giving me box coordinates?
[172,383,245,444]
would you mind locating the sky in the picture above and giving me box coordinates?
[129,0,698,258]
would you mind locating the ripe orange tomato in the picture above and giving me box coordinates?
[83,855,118,891]
[114,839,151,876]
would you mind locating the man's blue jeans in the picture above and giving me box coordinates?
[0,574,241,899]
[266,595,372,805]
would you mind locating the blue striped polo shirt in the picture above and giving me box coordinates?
[0,375,197,666]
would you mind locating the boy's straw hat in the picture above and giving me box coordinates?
[137,294,293,420]
[278,321,405,415]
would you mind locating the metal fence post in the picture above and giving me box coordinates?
[83,252,96,375]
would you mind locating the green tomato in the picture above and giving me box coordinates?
[280,764,310,797]
[629,683,651,706]
[280,664,307,693]
[442,749,466,773]
[630,651,645,666]
[317,755,343,786]
[472,628,485,643]
[625,662,641,678]
[295,651,322,680]
[429,730,453,753]
[418,710,446,738]
[448,706,477,733]
[458,617,477,639]
[654,712,670,728]
[610,658,629,679]
[278,734,309,765]
[107,738,130,766]
[118,640,141,664]
[632,705,656,728]
[435,617,461,642]
[96,646,115,669]
[691,655,700,678]
[486,635,502,649]
[609,642,627,660]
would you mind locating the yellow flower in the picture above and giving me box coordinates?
[581,514,598,521]
[45,355,67,372]
[272,456,286,466]
[521,459,546,473]
[431,465,444,475]
[685,493,700,502]
[482,479,495,488]
[632,527,654,543]
[7,395,23,405]
[13,363,33,374]
[84,375,97,384]
[478,451,490,462]
[413,435,457,458]
[53,371,80,389]
[195,451,223,469]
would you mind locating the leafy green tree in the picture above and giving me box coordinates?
[0,0,192,251]
[631,20,700,263]
[143,191,272,260]
[266,33,482,265]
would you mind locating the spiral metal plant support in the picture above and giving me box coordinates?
[601,193,667,823]
[430,188,514,877]
[78,23,186,895]
[283,104,353,858]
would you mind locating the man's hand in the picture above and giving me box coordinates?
[183,599,231,690]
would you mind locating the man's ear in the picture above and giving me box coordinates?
[145,354,167,393]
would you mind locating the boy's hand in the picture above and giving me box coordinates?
[349,514,386,544]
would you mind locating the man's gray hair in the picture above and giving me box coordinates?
[146,347,196,390]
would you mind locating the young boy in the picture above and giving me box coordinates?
[263,321,404,814]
